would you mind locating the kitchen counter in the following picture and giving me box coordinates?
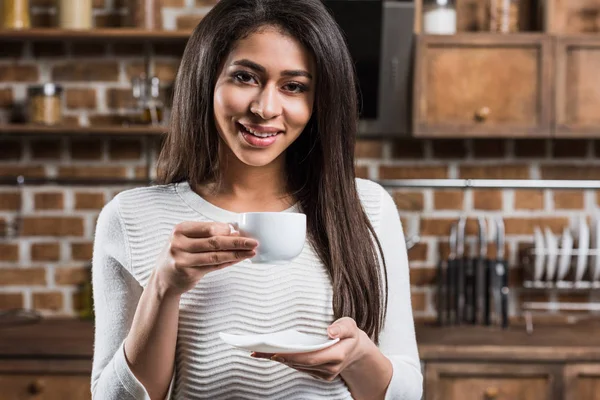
[2,318,600,363]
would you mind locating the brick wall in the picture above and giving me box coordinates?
[1,1,598,323]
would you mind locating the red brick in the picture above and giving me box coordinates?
[410,267,437,286]
[391,139,425,159]
[55,266,90,285]
[514,139,547,158]
[75,192,105,210]
[411,292,427,312]
[0,166,45,177]
[431,139,467,159]
[553,190,584,210]
[135,166,150,179]
[31,243,61,261]
[65,89,97,109]
[70,42,107,57]
[355,165,369,179]
[355,139,383,159]
[32,292,63,311]
[504,217,569,235]
[0,65,38,82]
[126,60,180,83]
[421,218,478,236]
[380,166,447,179]
[433,190,464,210]
[0,268,46,285]
[0,192,21,211]
[106,88,134,109]
[52,62,119,82]
[34,192,64,210]
[31,41,67,57]
[514,190,544,210]
[0,293,24,309]
[71,242,94,261]
[21,217,84,236]
[31,139,61,159]
[0,140,21,160]
[459,165,530,179]
[109,139,143,160]
[551,139,589,158]
[0,243,19,261]
[472,139,506,158]
[473,190,503,210]
[58,166,128,179]
[407,243,428,262]
[392,192,424,211]
[69,139,104,160]
[0,88,13,107]
[541,165,600,180]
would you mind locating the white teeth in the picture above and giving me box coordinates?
[241,124,278,138]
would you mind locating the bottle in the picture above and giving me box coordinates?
[423,0,457,35]
[142,76,164,125]
[2,0,31,29]
[489,0,519,33]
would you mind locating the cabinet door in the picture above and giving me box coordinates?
[425,362,561,400]
[555,37,600,137]
[564,364,600,400]
[413,34,553,138]
[0,374,91,400]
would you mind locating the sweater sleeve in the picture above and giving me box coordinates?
[91,197,173,399]
[375,187,424,400]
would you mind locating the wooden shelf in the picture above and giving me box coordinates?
[0,28,192,41]
[0,124,167,136]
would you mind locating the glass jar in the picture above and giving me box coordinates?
[28,84,63,125]
[2,0,31,29]
[489,0,519,33]
[423,0,457,35]
[141,76,164,125]
[58,0,93,30]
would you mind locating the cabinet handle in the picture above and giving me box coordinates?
[484,386,499,399]
[28,379,45,395]
[474,106,491,122]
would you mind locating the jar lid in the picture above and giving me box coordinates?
[28,83,64,96]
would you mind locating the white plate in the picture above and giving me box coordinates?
[533,227,545,281]
[544,228,558,282]
[556,227,573,281]
[575,218,590,282]
[593,215,600,281]
[219,329,340,354]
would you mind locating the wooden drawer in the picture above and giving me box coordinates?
[413,34,553,138]
[0,374,91,400]
[555,36,600,137]
[564,364,600,400]
[424,362,561,400]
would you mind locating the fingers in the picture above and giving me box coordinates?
[173,221,234,238]
[184,249,256,267]
[327,317,357,339]
[174,235,258,253]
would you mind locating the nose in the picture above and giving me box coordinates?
[250,83,282,120]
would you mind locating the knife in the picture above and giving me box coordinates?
[444,224,457,325]
[495,216,509,329]
[456,216,467,325]
[475,216,487,325]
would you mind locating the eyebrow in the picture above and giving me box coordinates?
[231,59,313,79]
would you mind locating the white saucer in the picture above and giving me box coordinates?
[219,329,340,354]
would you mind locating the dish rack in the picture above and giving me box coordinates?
[520,247,600,333]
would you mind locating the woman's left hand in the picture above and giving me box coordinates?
[251,317,368,382]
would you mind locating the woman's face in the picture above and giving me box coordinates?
[213,26,316,168]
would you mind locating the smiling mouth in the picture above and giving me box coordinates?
[237,122,282,138]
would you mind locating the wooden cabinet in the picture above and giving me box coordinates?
[425,363,560,400]
[413,34,553,138]
[0,374,91,400]
[555,36,600,137]
[564,364,600,400]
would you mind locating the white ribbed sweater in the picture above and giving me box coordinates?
[91,178,423,400]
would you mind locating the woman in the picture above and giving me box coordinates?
[91,0,422,399]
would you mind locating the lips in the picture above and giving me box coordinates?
[238,122,283,136]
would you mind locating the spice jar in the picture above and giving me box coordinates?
[2,0,31,29]
[489,0,519,33]
[423,0,457,35]
[58,0,93,30]
[128,0,162,30]
[28,84,63,125]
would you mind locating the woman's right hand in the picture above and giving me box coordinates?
[153,221,258,296]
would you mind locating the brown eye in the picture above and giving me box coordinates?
[283,82,308,93]
[233,71,257,84]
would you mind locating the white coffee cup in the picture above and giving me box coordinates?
[229,212,306,264]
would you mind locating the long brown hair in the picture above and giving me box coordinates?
[156,0,388,342]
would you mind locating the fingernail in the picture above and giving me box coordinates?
[271,356,285,363]
[329,327,340,337]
